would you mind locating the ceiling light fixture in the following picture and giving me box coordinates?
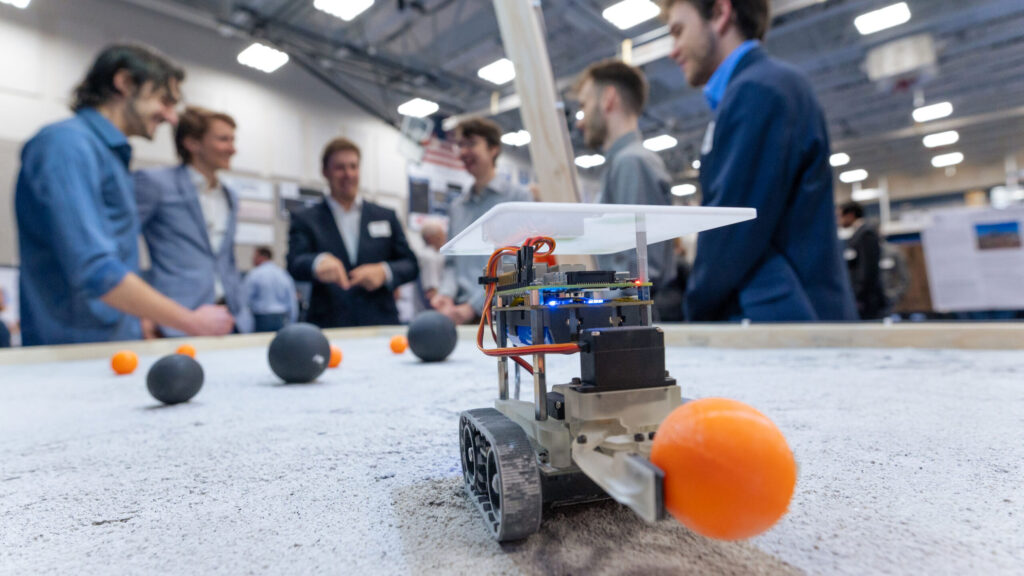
[913,102,953,123]
[313,0,374,22]
[830,153,851,167]
[477,58,516,85]
[931,152,964,168]
[643,135,678,152]
[671,184,697,197]
[397,97,439,118]
[839,169,869,184]
[237,43,289,73]
[501,130,531,147]
[922,131,960,148]
[602,0,660,30]
[854,2,911,35]
[575,154,606,169]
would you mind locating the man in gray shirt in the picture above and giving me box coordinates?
[574,60,677,302]
[431,118,531,324]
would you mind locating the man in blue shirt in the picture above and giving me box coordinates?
[15,44,235,346]
[244,247,298,332]
[662,0,856,321]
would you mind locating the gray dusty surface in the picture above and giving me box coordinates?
[1,340,1022,574]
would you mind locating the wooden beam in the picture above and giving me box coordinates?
[492,1,581,204]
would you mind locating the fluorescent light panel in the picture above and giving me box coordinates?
[602,0,660,30]
[854,2,911,35]
[575,154,606,169]
[501,130,531,147]
[314,0,374,22]
[477,58,516,85]
[671,184,697,197]
[397,98,439,118]
[851,188,881,202]
[913,102,953,123]
[237,43,289,73]
[1,0,31,8]
[931,152,964,168]
[830,153,851,167]
[923,131,959,148]
[576,111,585,121]
[840,169,868,184]
[643,135,678,152]
[691,159,701,170]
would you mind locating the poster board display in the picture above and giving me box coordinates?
[922,206,1024,312]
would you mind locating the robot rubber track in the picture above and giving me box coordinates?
[459,408,543,541]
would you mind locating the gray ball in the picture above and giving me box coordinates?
[408,311,457,362]
[147,354,204,405]
[268,323,331,383]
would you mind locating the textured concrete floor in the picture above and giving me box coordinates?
[1,339,1022,575]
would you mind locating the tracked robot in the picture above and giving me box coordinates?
[443,203,794,541]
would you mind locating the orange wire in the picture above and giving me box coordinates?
[476,237,581,374]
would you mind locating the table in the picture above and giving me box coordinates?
[1,324,1022,574]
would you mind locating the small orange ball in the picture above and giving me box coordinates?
[651,398,796,541]
[111,350,138,375]
[389,335,408,354]
[176,344,196,358]
[329,345,343,368]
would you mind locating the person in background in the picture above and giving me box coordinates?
[661,0,856,321]
[134,106,253,336]
[838,201,886,320]
[15,44,234,346]
[243,246,298,332]
[574,60,677,300]
[431,118,531,324]
[0,287,10,348]
[417,219,447,304]
[287,138,419,327]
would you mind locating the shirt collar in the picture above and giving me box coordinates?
[703,40,760,111]
[187,166,220,193]
[77,107,132,166]
[604,130,641,161]
[327,194,362,215]
[464,175,504,203]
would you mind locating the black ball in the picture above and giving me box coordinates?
[147,354,204,405]
[408,311,457,362]
[268,323,331,383]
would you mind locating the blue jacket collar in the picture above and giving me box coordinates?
[703,40,761,111]
[77,108,132,165]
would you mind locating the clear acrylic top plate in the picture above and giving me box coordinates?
[440,202,756,255]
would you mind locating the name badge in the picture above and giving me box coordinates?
[368,220,392,238]
[701,120,716,155]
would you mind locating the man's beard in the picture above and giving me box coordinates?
[583,111,608,149]
[123,96,151,140]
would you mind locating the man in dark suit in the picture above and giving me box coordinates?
[663,0,857,322]
[287,138,418,327]
[134,106,252,336]
[839,201,886,320]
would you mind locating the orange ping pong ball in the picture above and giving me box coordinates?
[111,350,139,375]
[650,397,797,540]
[389,335,408,354]
[176,344,196,358]
[329,345,343,368]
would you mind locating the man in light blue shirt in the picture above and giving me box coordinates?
[244,247,298,332]
[431,118,531,324]
[15,44,235,345]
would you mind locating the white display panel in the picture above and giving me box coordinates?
[441,202,756,255]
